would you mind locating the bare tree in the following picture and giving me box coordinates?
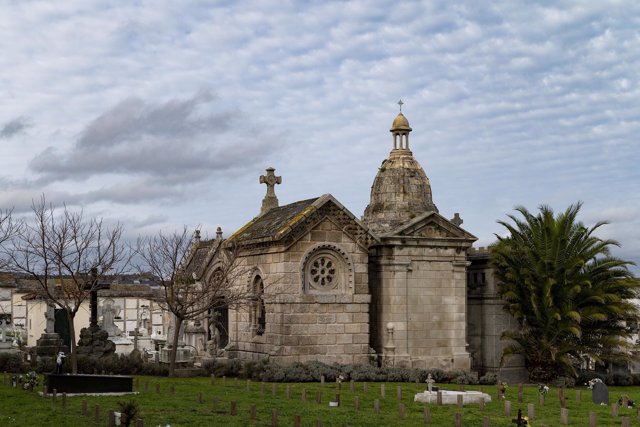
[3,196,128,374]
[0,208,20,270]
[135,227,250,377]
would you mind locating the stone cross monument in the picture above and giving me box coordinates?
[259,167,281,215]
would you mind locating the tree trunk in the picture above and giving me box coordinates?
[168,316,183,377]
[67,310,78,374]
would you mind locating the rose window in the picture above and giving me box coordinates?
[310,257,336,288]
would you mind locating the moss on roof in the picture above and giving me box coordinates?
[227,197,320,244]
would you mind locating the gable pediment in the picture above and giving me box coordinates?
[388,212,476,241]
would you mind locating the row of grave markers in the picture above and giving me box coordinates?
[3,373,639,426]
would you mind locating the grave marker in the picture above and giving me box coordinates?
[95,404,101,424]
[560,407,569,425]
[271,409,278,427]
[294,415,301,427]
[539,394,544,406]
[62,393,67,408]
[381,383,385,398]
[437,391,443,405]
[504,400,511,417]
[350,379,355,392]
[363,382,368,393]
[592,381,609,405]
[230,401,237,416]
[455,412,462,427]
[457,394,463,407]
[250,405,256,420]
[354,396,360,411]
[589,411,597,427]
[424,407,430,423]
[511,409,527,426]
[212,396,219,409]
[197,391,202,404]
[374,399,380,414]
[316,391,322,404]
[272,383,277,397]
[108,410,115,427]
[621,417,630,427]
[286,385,292,399]
[527,403,534,420]
[302,389,307,401]
[397,385,402,400]
[246,379,251,391]
[576,389,581,402]
[483,416,490,427]
[612,403,619,417]
[82,399,87,416]
[399,403,405,419]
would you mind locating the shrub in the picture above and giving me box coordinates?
[425,368,449,383]
[613,373,633,386]
[576,370,606,386]
[478,372,497,385]
[0,352,27,373]
[454,370,478,385]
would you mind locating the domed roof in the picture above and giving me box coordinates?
[391,112,412,132]
[363,154,438,234]
[363,110,437,235]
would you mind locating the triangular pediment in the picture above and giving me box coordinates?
[228,194,379,250]
[386,212,477,241]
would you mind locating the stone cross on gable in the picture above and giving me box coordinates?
[451,213,463,227]
[259,167,281,215]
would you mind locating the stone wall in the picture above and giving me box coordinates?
[467,248,527,382]
[227,217,372,364]
[370,242,471,370]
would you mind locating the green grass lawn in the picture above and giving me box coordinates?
[1,374,640,426]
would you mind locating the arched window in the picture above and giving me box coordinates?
[251,276,266,336]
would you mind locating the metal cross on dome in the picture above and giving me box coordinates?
[398,99,403,112]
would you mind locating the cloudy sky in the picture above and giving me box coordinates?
[1,1,639,273]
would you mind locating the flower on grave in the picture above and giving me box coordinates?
[587,378,603,389]
[538,384,549,395]
[617,395,635,408]
[22,371,39,391]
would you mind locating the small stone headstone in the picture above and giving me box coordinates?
[592,382,609,405]
[350,379,355,392]
[250,405,256,420]
[424,407,430,423]
[230,401,237,416]
[354,396,360,411]
[589,411,597,427]
[611,403,619,417]
[381,383,385,398]
[374,399,380,414]
[293,415,301,427]
[271,409,277,427]
[504,400,511,417]
[398,403,405,419]
[560,407,569,425]
[482,416,490,427]
[457,394,463,407]
[621,416,630,427]
[455,412,462,427]
[397,386,402,400]
[527,403,534,420]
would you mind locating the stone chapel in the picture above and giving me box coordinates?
[186,108,520,378]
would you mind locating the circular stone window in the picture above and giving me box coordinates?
[304,251,344,293]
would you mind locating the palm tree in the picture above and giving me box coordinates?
[492,203,638,382]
